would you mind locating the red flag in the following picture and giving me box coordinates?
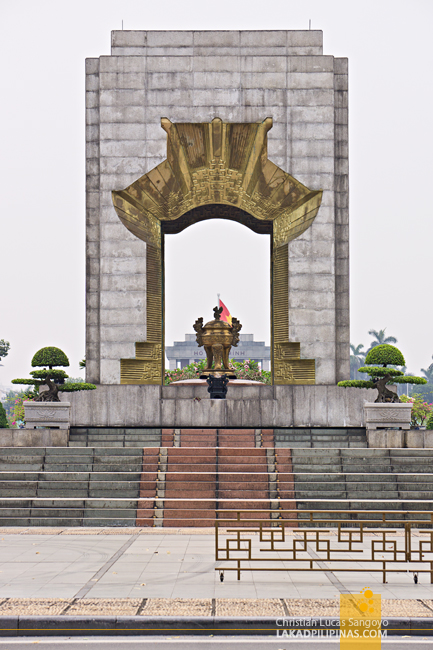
[219,298,232,324]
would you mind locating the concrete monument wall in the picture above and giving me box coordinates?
[63,385,372,429]
[86,30,349,386]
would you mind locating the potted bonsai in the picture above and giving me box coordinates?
[338,344,426,430]
[12,347,96,428]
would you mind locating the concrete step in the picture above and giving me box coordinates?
[218,447,264,456]
[166,453,216,462]
[218,500,272,510]
[0,487,38,497]
[219,475,268,486]
[68,428,162,448]
[167,449,217,457]
[164,489,216,498]
[164,500,216,510]
[163,472,215,482]
[296,490,347,499]
[164,463,215,471]
[218,430,256,446]
[179,429,217,447]
[218,462,269,469]
[163,518,215,527]
[218,456,268,464]
[276,435,366,443]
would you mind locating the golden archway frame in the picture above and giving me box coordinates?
[112,118,322,385]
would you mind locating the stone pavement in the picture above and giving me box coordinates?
[0,527,432,613]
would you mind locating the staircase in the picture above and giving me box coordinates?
[69,428,162,448]
[274,428,367,448]
[0,428,433,527]
[162,447,217,527]
[0,447,144,526]
[290,448,433,523]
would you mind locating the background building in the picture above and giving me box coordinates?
[166,334,271,370]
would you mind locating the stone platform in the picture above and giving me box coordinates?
[61,385,376,428]
[0,428,68,448]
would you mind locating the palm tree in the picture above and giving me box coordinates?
[421,355,433,383]
[368,328,397,350]
[350,343,366,379]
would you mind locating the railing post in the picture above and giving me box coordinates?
[215,521,219,561]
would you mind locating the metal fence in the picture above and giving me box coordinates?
[215,509,433,583]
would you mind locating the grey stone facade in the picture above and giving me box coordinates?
[62,386,373,429]
[166,334,271,370]
[86,30,349,386]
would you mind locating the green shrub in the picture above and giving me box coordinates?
[365,344,405,366]
[164,359,271,385]
[357,366,403,377]
[30,369,69,380]
[59,383,96,392]
[400,394,432,427]
[427,412,433,430]
[337,380,375,389]
[230,360,271,384]
[31,347,69,368]
[11,394,35,426]
[0,403,8,428]
[393,376,428,385]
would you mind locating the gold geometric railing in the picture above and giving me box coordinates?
[215,509,433,583]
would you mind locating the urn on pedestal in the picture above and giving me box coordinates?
[193,307,242,379]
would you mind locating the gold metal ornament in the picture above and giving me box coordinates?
[114,118,321,385]
[112,117,322,244]
[194,306,242,378]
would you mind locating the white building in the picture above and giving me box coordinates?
[166,334,270,370]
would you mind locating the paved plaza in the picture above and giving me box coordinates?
[0,528,432,608]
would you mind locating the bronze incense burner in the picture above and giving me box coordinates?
[193,306,242,378]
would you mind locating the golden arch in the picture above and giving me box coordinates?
[112,118,323,385]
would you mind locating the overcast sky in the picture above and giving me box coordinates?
[1,0,432,390]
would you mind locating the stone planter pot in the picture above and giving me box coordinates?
[364,402,412,430]
[24,401,70,430]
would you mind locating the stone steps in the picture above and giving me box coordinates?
[1,428,433,527]
[68,428,162,448]
[0,448,147,526]
[216,448,270,527]
[274,428,368,448]
[153,446,272,527]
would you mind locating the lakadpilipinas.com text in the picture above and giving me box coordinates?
[276,617,388,639]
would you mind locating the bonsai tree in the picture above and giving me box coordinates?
[12,346,96,402]
[338,344,426,403]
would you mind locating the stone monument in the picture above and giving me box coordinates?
[85,30,349,388]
